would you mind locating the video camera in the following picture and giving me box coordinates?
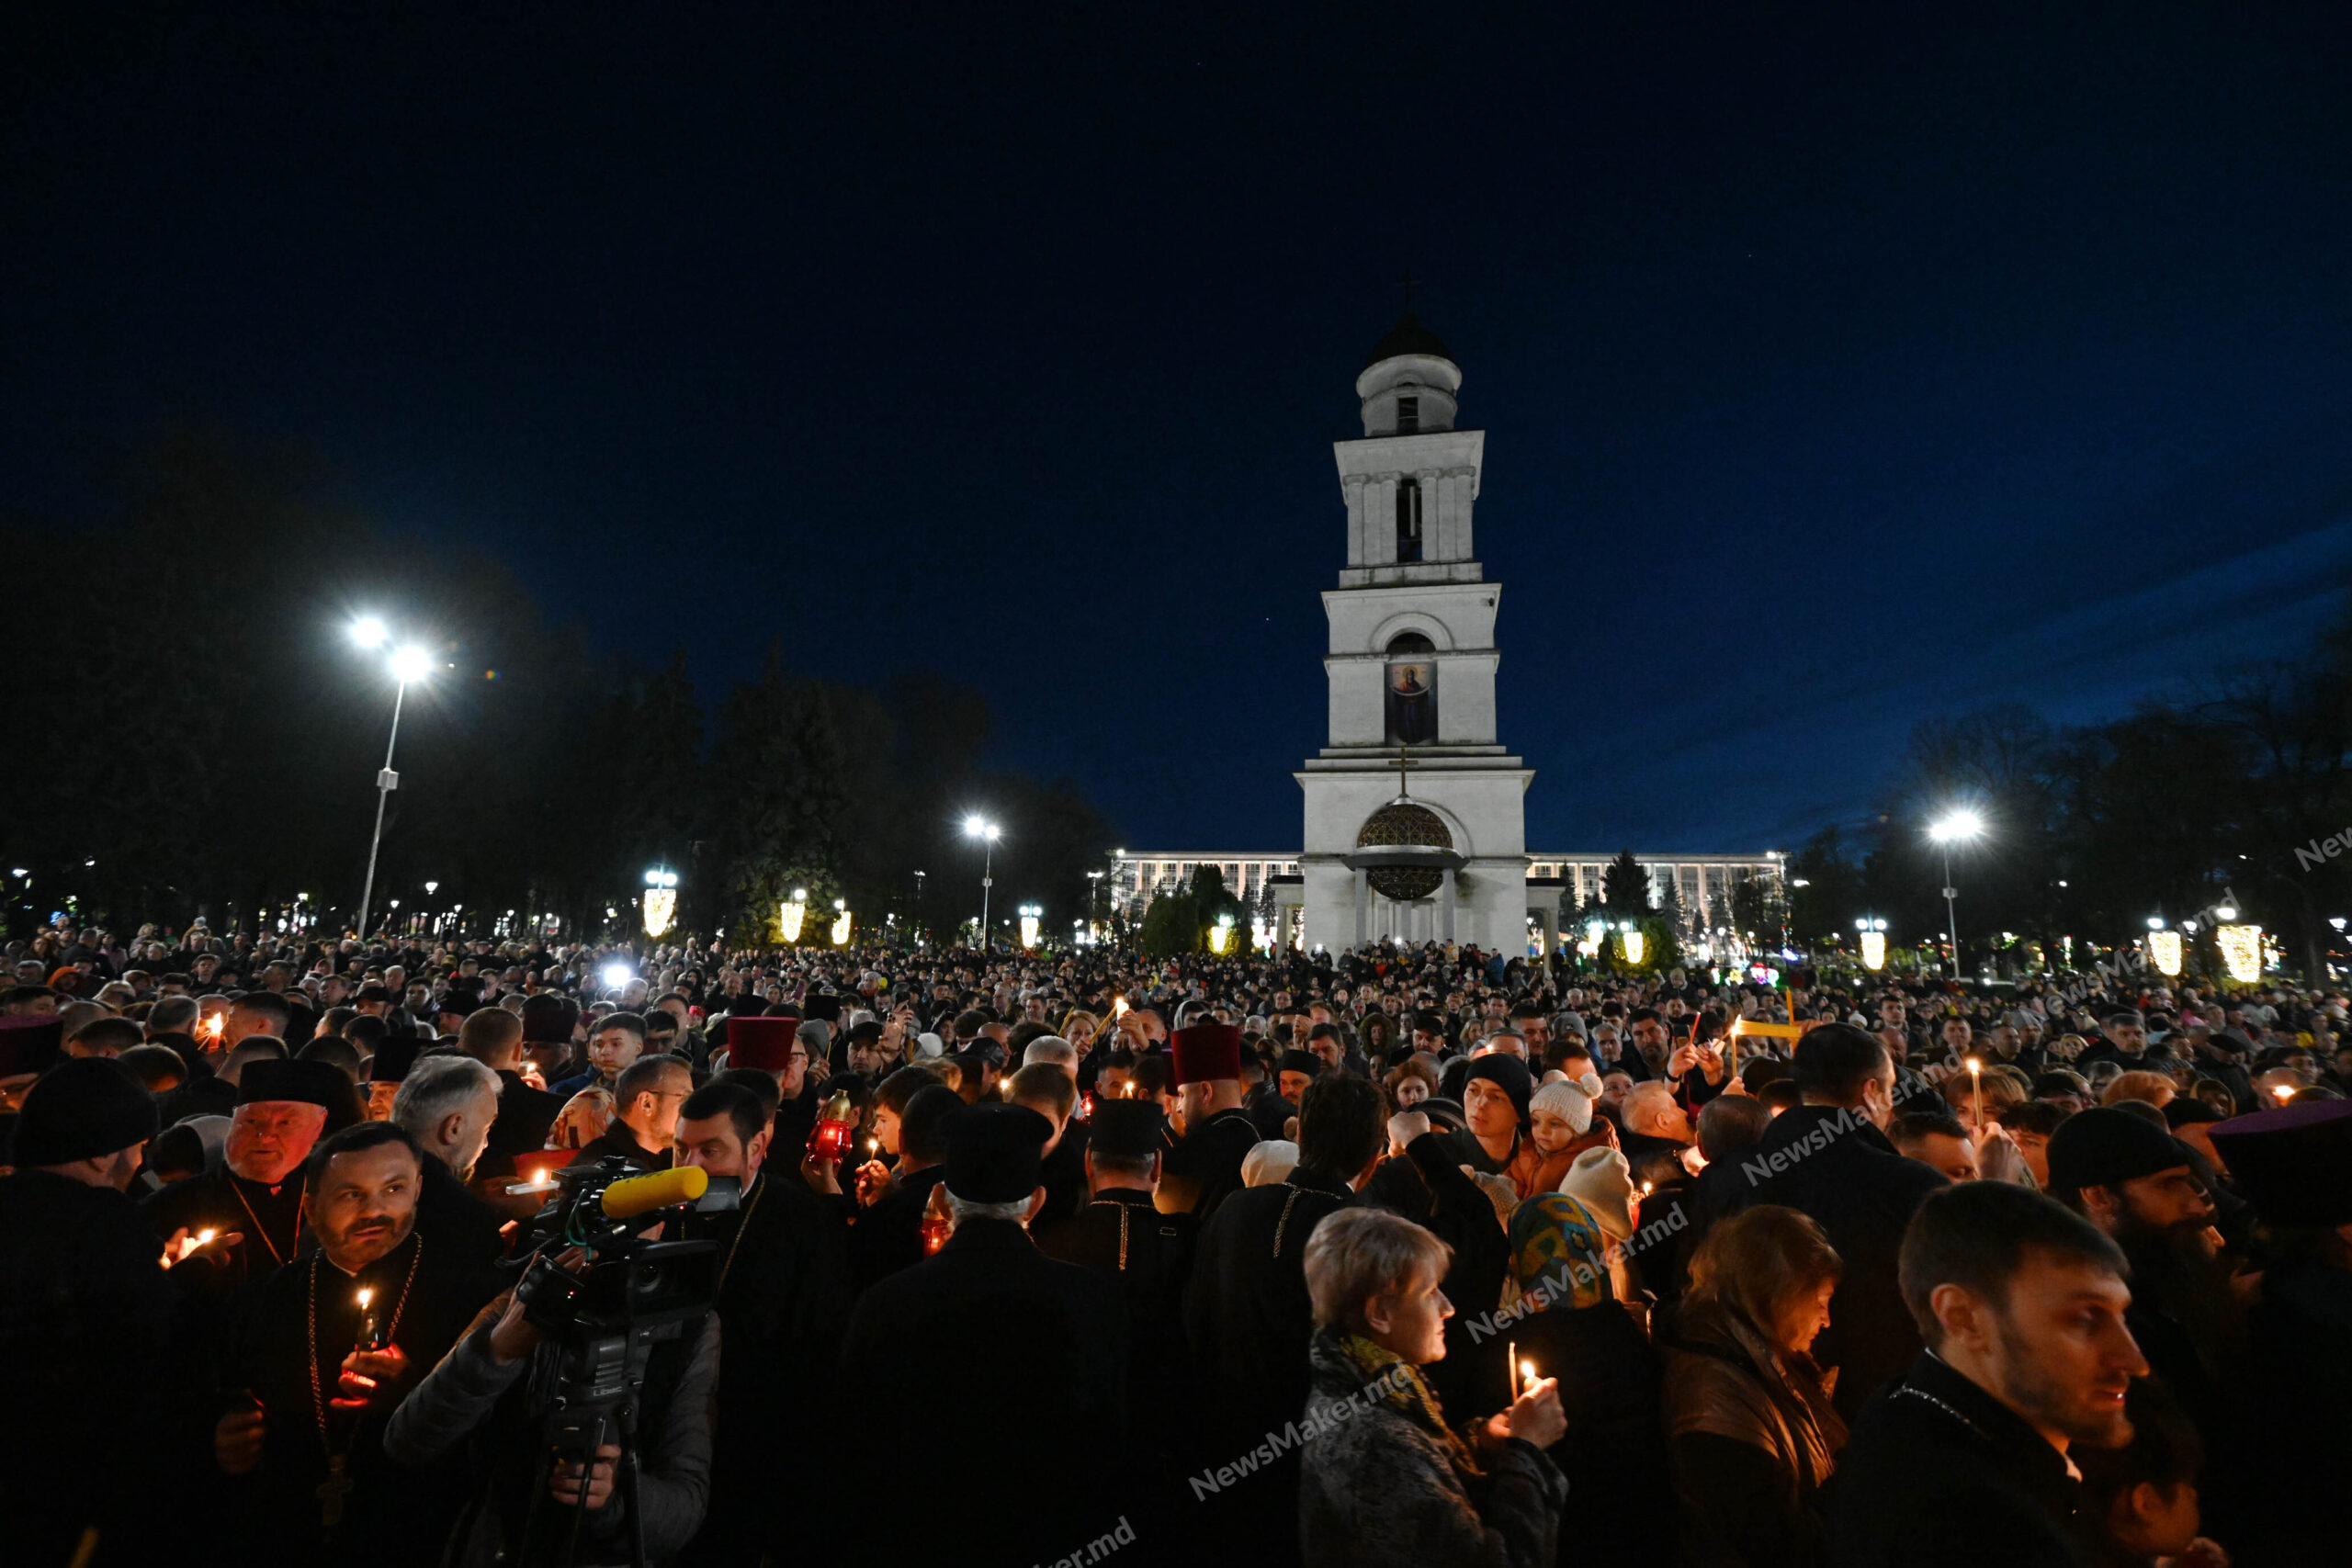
[506,1159,740,1567]
[511,1159,738,1438]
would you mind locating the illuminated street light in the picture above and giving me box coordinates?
[965,816,1001,949]
[1926,811,1985,979]
[355,629,435,942]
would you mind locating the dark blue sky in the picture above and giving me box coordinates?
[9,2,2350,854]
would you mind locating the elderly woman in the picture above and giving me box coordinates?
[1298,1207,1568,1568]
[1660,1205,1847,1568]
[1504,1148,1672,1564]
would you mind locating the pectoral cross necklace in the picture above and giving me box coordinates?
[304,1238,424,1528]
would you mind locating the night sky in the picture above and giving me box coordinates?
[10,3,2351,856]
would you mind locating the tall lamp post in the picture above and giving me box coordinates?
[351,618,433,942]
[963,816,1001,949]
[1928,810,1984,980]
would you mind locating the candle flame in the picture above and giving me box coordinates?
[1521,1359,1537,1387]
[2274,1083,2295,1101]
[1966,1057,1981,1073]
[197,1228,216,1245]
[356,1288,373,1309]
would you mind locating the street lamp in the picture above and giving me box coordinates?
[1927,810,1984,979]
[355,625,435,942]
[964,816,1001,949]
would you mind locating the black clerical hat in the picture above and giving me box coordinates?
[11,1057,157,1166]
[943,1102,1052,1204]
[0,1014,64,1079]
[238,1058,356,1115]
[1087,1099,1168,1160]
[2045,1107,2196,1201]
[368,1033,424,1084]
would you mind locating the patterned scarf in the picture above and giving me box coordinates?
[1507,1192,1612,1312]
[1337,1332,1486,1481]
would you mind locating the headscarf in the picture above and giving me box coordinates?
[1507,1192,1616,1313]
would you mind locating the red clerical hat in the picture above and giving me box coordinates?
[727,1015,802,1073]
[1170,1022,1242,1086]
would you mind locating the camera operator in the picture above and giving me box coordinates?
[381,1192,720,1565]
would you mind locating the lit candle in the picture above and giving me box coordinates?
[197,1228,216,1246]
[1507,1339,1519,1399]
[2273,1083,2295,1102]
[356,1286,381,1350]
[1967,1056,1983,1128]
[1521,1359,1538,1393]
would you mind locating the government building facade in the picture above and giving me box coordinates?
[1114,310,1782,955]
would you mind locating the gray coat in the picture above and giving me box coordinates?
[382,1302,719,1568]
[1296,1331,1566,1568]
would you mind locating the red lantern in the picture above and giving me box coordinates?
[806,1089,855,1164]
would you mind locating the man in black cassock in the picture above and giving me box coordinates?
[1038,1098,1195,1467]
[0,1059,197,1565]
[1158,1021,1261,1221]
[1182,1072,1386,1567]
[839,1101,1128,1564]
[213,1121,501,1567]
[673,1081,854,1568]
[145,1058,356,1294]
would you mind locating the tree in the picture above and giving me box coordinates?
[1136,885,1199,956]
[1601,850,1650,915]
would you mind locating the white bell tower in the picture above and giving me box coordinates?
[1295,311,1532,954]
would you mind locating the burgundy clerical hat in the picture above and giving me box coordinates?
[1170,1022,1242,1086]
[727,1015,802,1073]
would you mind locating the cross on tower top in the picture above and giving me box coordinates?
[1393,745,1419,797]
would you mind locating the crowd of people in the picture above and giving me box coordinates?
[1,917,2346,1568]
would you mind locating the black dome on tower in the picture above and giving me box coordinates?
[1363,310,1453,370]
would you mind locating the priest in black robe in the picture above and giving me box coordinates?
[839,1102,1127,1564]
[1182,1072,1386,1566]
[1159,1021,1262,1221]
[673,1081,854,1568]
[1038,1098,1196,1472]
[214,1122,501,1567]
[0,1059,198,1565]
[145,1058,355,1300]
